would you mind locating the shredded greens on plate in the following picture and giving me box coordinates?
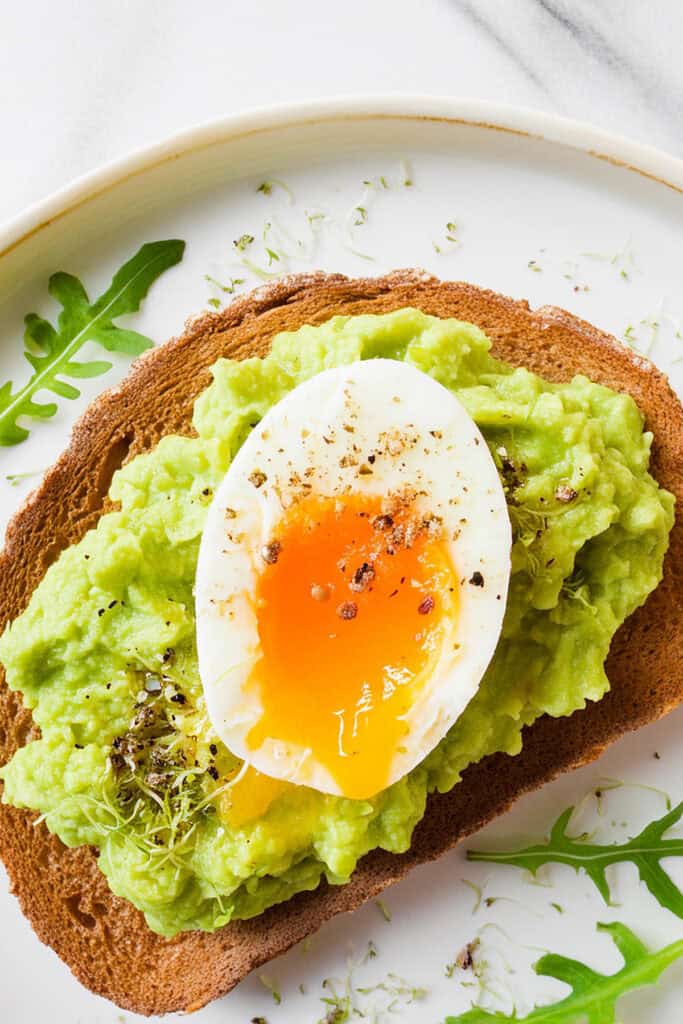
[0,239,184,445]
[446,922,683,1023]
[468,801,683,917]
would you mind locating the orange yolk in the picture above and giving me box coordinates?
[220,765,288,828]
[246,493,457,799]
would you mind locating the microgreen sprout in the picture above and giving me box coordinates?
[5,469,42,486]
[256,178,294,203]
[318,952,427,1023]
[233,234,255,252]
[622,304,683,357]
[259,974,282,1005]
[400,158,414,187]
[433,221,460,254]
[363,940,379,962]
[375,898,392,921]
[583,237,638,281]
[461,877,483,913]
[205,274,245,294]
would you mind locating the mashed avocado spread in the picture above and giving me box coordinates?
[0,309,674,936]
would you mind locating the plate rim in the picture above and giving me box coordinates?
[1,95,681,262]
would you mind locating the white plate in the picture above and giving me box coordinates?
[1,97,682,1023]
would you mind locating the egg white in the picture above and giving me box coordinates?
[195,359,511,797]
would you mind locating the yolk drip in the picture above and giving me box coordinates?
[220,765,288,828]
[247,493,457,799]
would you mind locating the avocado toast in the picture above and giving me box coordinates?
[1,270,682,1014]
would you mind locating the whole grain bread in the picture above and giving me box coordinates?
[1,271,682,1015]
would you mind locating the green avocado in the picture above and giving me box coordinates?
[0,309,674,936]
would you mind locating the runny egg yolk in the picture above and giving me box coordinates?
[220,765,288,828]
[246,494,458,799]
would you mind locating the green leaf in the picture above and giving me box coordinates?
[0,239,185,446]
[445,923,683,1023]
[468,802,683,916]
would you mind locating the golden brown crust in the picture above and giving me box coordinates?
[1,270,682,1015]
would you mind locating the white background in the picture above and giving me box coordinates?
[1,0,683,226]
[1,3,683,1023]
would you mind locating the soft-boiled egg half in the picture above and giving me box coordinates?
[195,359,511,800]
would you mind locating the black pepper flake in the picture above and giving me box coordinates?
[97,608,105,617]
[74,743,84,750]
[162,647,174,663]
[207,765,219,781]
[372,514,394,532]
[248,470,267,488]
[456,940,479,971]
[389,589,399,598]
[337,601,358,621]
[170,693,187,705]
[349,562,375,593]
[209,743,218,756]
[555,484,578,503]
[367,453,376,464]
[469,571,485,587]
[261,540,281,565]
[418,595,435,615]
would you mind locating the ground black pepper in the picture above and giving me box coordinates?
[336,601,358,621]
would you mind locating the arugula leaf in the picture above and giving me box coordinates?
[0,239,185,445]
[468,802,683,916]
[446,922,683,1023]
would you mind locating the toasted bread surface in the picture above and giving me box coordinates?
[1,271,682,1015]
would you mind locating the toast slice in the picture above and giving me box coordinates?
[1,270,682,1015]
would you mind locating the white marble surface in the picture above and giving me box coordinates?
[1,7,683,1023]
[1,0,682,225]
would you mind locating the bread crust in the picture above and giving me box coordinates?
[1,271,682,1015]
